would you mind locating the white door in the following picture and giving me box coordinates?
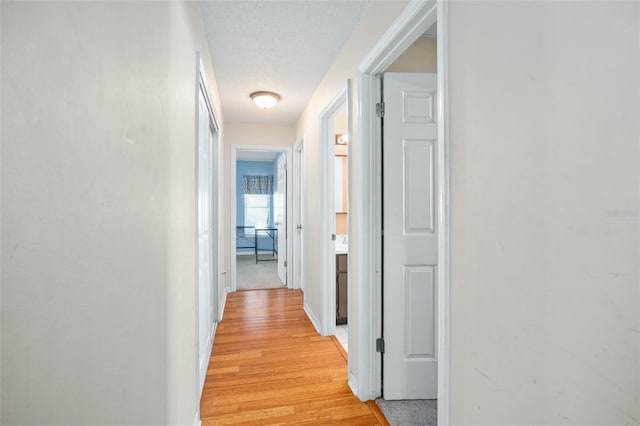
[197,91,214,390]
[383,72,438,399]
[276,154,287,285]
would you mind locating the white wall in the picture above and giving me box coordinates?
[294,0,408,392]
[448,1,639,424]
[221,123,295,292]
[0,1,223,425]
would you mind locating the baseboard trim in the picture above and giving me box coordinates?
[348,373,360,400]
[219,288,229,321]
[192,410,201,426]
[303,302,322,335]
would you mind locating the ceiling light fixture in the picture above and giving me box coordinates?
[250,91,281,109]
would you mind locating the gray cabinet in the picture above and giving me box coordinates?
[336,254,348,325]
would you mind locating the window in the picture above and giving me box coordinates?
[244,194,271,234]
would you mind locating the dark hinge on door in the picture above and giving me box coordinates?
[376,102,385,118]
[376,338,385,353]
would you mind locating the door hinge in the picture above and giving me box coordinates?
[284,260,287,267]
[376,102,385,118]
[331,234,336,241]
[376,338,385,353]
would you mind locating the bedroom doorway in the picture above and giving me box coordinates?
[230,145,293,292]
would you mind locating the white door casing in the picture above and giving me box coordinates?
[319,84,350,336]
[383,72,438,399]
[276,154,287,284]
[195,53,221,424]
[197,87,216,395]
[293,140,305,292]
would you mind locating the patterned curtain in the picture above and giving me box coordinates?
[242,175,273,194]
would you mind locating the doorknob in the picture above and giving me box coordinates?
[296,225,302,231]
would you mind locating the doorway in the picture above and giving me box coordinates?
[354,0,450,424]
[319,81,351,339]
[230,145,294,292]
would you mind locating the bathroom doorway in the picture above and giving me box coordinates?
[334,107,349,353]
[319,81,352,351]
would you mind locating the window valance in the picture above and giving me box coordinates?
[242,175,273,194]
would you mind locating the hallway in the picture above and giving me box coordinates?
[199,289,386,425]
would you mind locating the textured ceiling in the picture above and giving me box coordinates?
[199,0,370,126]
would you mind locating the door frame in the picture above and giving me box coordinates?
[319,82,350,337]
[195,52,220,414]
[353,0,450,423]
[230,145,294,292]
[293,139,305,292]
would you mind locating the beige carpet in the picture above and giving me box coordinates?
[236,255,286,290]
[375,399,437,426]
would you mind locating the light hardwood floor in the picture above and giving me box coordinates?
[200,288,387,425]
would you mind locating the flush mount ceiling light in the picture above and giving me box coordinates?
[250,91,281,109]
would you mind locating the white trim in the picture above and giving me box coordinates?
[355,2,450,424]
[358,1,436,74]
[195,51,221,423]
[285,149,294,290]
[192,411,202,426]
[198,322,216,394]
[304,302,322,335]
[218,287,229,322]
[348,373,359,399]
[230,146,237,291]
[230,145,294,292]
[436,2,450,424]
[344,78,355,384]
[352,69,379,402]
[293,138,305,292]
[319,86,348,337]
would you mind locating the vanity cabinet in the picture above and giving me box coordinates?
[336,253,348,325]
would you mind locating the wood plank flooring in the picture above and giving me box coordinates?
[200,288,384,425]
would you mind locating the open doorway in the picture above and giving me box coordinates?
[319,80,351,341]
[376,29,439,424]
[353,0,450,424]
[334,108,349,353]
[230,146,293,292]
